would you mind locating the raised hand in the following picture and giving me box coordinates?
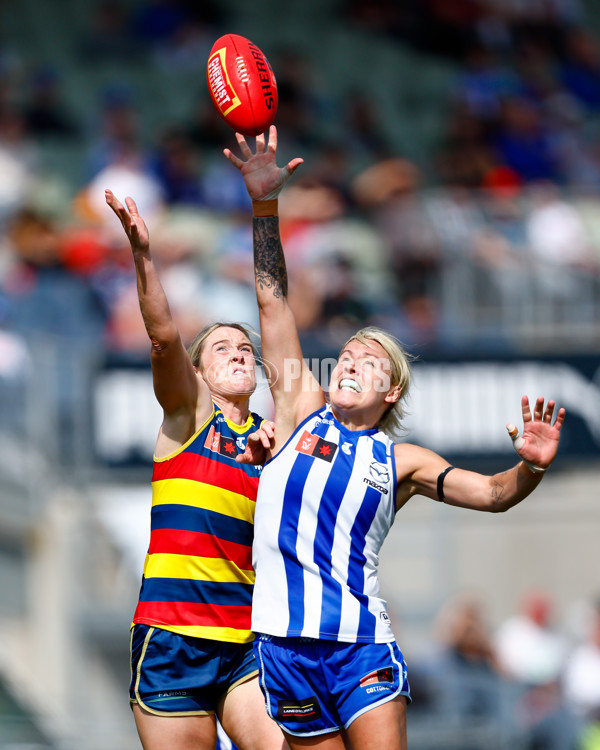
[223,125,303,201]
[506,396,566,471]
[105,189,149,254]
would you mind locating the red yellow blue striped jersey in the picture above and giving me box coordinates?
[132,405,263,643]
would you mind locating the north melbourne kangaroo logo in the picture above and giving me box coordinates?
[369,461,389,483]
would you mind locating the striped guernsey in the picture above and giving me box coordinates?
[132,405,263,643]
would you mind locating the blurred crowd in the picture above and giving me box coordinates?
[409,590,600,750]
[1,0,600,433]
[1,1,600,358]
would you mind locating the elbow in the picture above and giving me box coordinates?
[488,501,510,514]
[481,492,511,513]
[150,326,180,353]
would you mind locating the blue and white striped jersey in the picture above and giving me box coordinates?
[251,405,398,643]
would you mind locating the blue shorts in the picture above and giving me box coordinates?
[254,635,411,737]
[130,624,258,715]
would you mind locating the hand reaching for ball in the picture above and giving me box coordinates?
[224,126,304,201]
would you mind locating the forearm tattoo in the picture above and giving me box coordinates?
[491,479,505,501]
[490,477,506,510]
[253,216,288,299]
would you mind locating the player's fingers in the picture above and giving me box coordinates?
[262,420,275,438]
[506,423,525,451]
[553,407,566,431]
[286,157,304,175]
[533,396,545,420]
[521,395,532,423]
[267,125,277,153]
[105,192,131,229]
[235,132,253,158]
[223,148,244,169]
[255,132,266,153]
[543,400,555,423]
[125,196,139,216]
[105,189,123,212]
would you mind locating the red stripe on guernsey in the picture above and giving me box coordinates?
[134,600,252,630]
[152,451,259,499]
[148,528,253,570]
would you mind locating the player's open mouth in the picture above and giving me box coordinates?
[339,378,361,393]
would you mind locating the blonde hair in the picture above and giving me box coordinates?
[187,322,257,368]
[340,326,414,437]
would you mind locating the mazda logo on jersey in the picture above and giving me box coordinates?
[295,430,338,462]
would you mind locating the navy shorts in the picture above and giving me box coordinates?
[254,635,411,737]
[130,624,258,715]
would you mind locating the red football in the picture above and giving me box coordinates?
[207,34,278,137]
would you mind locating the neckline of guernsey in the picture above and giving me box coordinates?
[326,406,380,438]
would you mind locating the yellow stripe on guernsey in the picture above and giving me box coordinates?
[165,624,257,642]
[151,477,256,524]
[143,553,255,585]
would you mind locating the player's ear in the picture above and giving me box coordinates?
[384,384,401,404]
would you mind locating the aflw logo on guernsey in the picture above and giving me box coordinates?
[204,425,238,457]
[295,431,338,462]
[207,50,241,116]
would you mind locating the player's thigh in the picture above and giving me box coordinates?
[344,696,407,750]
[133,703,217,750]
[218,676,287,750]
[282,730,351,750]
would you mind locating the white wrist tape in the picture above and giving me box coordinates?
[506,424,546,473]
[257,167,293,200]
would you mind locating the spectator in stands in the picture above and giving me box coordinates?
[416,592,513,743]
[560,28,600,111]
[495,590,568,686]
[150,126,205,207]
[23,66,80,139]
[79,0,142,63]
[1,207,106,458]
[492,95,562,183]
[563,599,600,725]
[0,106,38,223]
[83,84,147,179]
[494,590,579,749]
[350,156,442,323]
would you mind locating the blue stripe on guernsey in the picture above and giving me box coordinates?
[280,454,313,634]
[151,505,253,547]
[139,576,253,606]
[349,439,389,639]
[316,444,355,639]
[349,486,382,639]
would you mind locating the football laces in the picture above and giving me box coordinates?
[236,57,250,83]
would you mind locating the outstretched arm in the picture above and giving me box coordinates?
[105,190,208,420]
[224,127,325,443]
[396,396,566,512]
